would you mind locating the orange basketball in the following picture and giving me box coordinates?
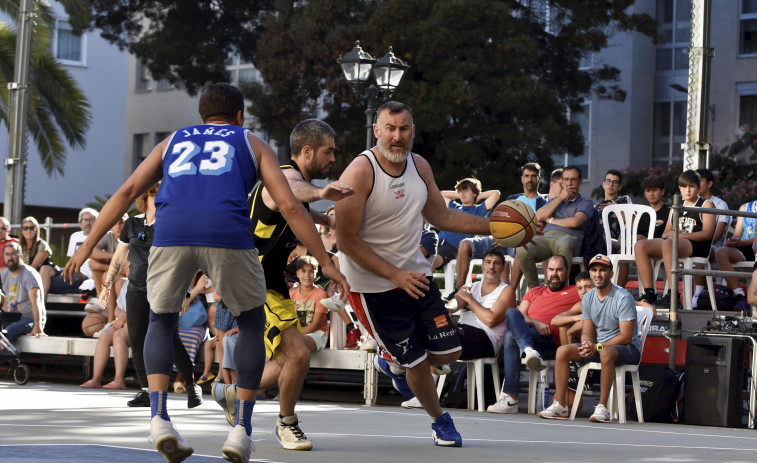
[489,199,538,248]
[82,313,107,337]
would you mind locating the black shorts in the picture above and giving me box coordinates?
[348,281,461,367]
[737,245,755,262]
[457,323,496,360]
[436,240,458,267]
[690,240,711,259]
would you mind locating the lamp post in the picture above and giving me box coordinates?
[338,41,409,149]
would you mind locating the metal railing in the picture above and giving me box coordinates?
[667,194,757,369]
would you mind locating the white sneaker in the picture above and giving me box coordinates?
[148,416,194,463]
[523,347,547,371]
[320,293,345,312]
[538,400,569,420]
[358,337,378,352]
[590,403,611,423]
[222,424,255,462]
[431,364,451,375]
[273,415,312,451]
[401,396,422,409]
[84,299,103,314]
[486,393,519,414]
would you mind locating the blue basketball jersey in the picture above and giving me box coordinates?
[153,123,259,249]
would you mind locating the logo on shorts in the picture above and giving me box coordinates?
[396,338,410,355]
[434,315,449,329]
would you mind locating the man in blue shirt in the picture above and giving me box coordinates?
[517,166,595,290]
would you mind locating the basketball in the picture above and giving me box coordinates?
[82,313,107,337]
[489,199,538,248]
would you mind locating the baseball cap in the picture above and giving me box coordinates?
[588,254,613,270]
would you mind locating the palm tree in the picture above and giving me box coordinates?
[0,0,91,177]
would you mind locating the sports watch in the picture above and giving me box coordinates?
[595,343,604,352]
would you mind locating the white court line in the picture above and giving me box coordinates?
[304,431,757,452]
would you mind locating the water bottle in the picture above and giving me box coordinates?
[544,384,550,409]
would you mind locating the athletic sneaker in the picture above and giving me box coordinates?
[486,393,519,414]
[212,382,237,427]
[373,356,414,398]
[92,322,112,339]
[149,416,194,463]
[344,327,360,349]
[358,336,378,352]
[431,412,462,447]
[538,400,569,420]
[222,424,254,463]
[128,390,150,407]
[431,364,451,375]
[652,291,679,309]
[401,396,422,409]
[274,414,313,450]
[523,347,547,371]
[186,383,203,409]
[590,403,611,423]
[84,299,102,314]
[320,293,345,312]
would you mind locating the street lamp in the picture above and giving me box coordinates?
[338,41,409,149]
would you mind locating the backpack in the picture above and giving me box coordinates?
[625,364,683,423]
[695,284,736,311]
[581,209,607,263]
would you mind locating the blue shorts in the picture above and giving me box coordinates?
[348,281,461,368]
[578,343,641,366]
[463,235,514,258]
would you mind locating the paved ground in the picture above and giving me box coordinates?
[1,380,757,463]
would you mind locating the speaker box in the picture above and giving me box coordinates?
[684,336,747,428]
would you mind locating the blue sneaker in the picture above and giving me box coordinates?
[373,356,414,398]
[431,412,462,447]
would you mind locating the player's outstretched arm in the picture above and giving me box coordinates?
[63,142,164,282]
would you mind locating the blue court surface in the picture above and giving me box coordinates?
[2,381,757,462]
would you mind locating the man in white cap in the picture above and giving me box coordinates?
[538,253,640,423]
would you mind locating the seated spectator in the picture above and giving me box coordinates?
[18,217,58,284]
[213,297,238,385]
[542,168,563,202]
[715,199,756,308]
[1,242,46,343]
[454,164,546,290]
[174,273,210,393]
[80,277,130,389]
[551,271,594,346]
[88,214,127,309]
[400,248,514,410]
[487,255,580,414]
[635,175,670,241]
[290,256,329,353]
[538,254,640,423]
[432,177,500,271]
[634,170,716,307]
[45,208,113,303]
[517,166,595,291]
[0,217,19,272]
[693,168,731,306]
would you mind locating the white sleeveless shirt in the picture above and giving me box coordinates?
[457,280,509,350]
[340,150,430,293]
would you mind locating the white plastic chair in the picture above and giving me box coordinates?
[525,358,555,414]
[649,256,716,311]
[436,357,500,412]
[602,204,656,284]
[569,305,654,423]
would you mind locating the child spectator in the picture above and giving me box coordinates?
[715,199,756,309]
[289,256,329,353]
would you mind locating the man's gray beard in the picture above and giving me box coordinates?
[378,142,411,163]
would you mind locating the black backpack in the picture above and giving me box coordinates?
[581,210,607,263]
[695,284,736,311]
[625,365,683,423]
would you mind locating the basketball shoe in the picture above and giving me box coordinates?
[320,293,345,312]
[373,356,413,397]
[212,382,237,427]
[431,412,462,447]
[149,416,194,463]
[127,390,150,407]
[222,424,254,463]
[274,414,313,450]
[186,383,203,408]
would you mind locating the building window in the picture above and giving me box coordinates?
[225,52,259,86]
[154,132,171,145]
[741,0,757,55]
[54,19,85,65]
[738,82,757,129]
[552,103,590,177]
[132,133,148,171]
[652,100,686,168]
[655,0,690,71]
[157,77,173,90]
[135,60,151,91]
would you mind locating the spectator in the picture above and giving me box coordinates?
[88,215,126,309]
[432,177,500,271]
[454,163,547,290]
[401,248,515,410]
[290,256,330,353]
[0,242,46,343]
[538,254,640,423]
[551,271,595,346]
[715,199,756,307]
[635,175,670,241]
[595,170,632,285]
[635,170,716,307]
[18,217,57,281]
[0,217,19,271]
[320,206,337,253]
[487,255,580,414]
[517,166,595,290]
[543,168,563,201]
[80,276,130,389]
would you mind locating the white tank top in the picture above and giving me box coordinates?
[457,280,509,350]
[341,150,430,293]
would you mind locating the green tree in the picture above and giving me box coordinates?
[0,1,91,176]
